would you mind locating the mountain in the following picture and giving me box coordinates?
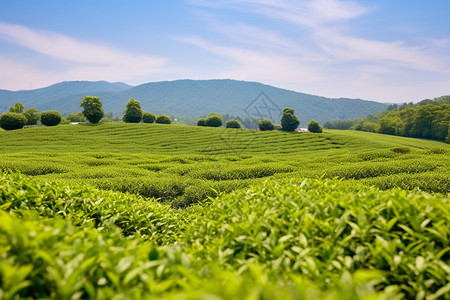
[0,81,132,113]
[0,79,388,125]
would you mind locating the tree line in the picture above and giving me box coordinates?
[197,108,323,133]
[1,96,324,133]
[324,95,450,143]
[0,97,173,130]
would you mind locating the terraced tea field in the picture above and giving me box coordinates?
[1,123,449,299]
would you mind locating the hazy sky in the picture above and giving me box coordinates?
[1,0,449,103]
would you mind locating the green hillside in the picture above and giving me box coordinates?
[0,123,448,207]
[0,124,449,299]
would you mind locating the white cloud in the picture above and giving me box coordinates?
[315,29,450,73]
[184,0,450,102]
[188,0,370,27]
[0,22,178,90]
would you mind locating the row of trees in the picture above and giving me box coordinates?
[122,98,172,124]
[324,96,450,142]
[0,102,62,130]
[196,108,323,133]
[1,98,323,134]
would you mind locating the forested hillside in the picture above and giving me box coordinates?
[0,79,388,125]
[324,96,450,142]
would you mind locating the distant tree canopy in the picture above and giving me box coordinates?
[23,108,40,125]
[40,111,61,126]
[142,112,156,123]
[323,95,450,142]
[9,102,24,113]
[307,120,323,133]
[323,120,354,130]
[225,119,241,129]
[0,112,27,130]
[155,114,171,124]
[67,112,87,123]
[123,99,143,123]
[281,107,300,132]
[197,118,206,126]
[80,96,104,124]
[6,102,39,126]
[205,113,223,127]
[258,119,274,131]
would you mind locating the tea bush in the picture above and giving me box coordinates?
[1,171,449,299]
[225,119,241,128]
[155,114,171,124]
[40,111,62,126]
[142,112,156,123]
[0,112,27,130]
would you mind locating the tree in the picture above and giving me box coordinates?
[123,99,143,123]
[40,111,61,126]
[280,107,300,131]
[0,112,27,130]
[197,118,206,126]
[226,119,241,128]
[23,108,40,125]
[205,113,223,127]
[80,96,104,124]
[155,114,171,124]
[66,112,87,122]
[258,119,274,131]
[142,112,156,123]
[361,121,379,133]
[307,120,323,133]
[9,102,24,113]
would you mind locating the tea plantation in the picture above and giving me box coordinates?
[1,123,449,299]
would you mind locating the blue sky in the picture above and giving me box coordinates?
[0,0,449,103]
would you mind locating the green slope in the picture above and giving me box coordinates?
[1,123,449,299]
[0,123,448,206]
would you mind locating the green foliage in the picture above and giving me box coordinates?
[307,120,322,133]
[225,119,241,128]
[324,120,354,130]
[80,96,104,124]
[123,99,143,123]
[40,111,62,126]
[331,96,450,142]
[23,107,40,125]
[205,113,223,127]
[155,114,171,124]
[258,119,275,131]
[197,118,206,126]
[281,107,300,131]
[0,112,27,130]
[66,112,87,122]
[142,112,156,123]
[1,171,449,299]
[8,102,24,113]
[391,147,411,154]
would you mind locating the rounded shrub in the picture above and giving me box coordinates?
[280,107,300,132]
[142,112,156,123]
[155,114,171,124]
[197,118,206,126]
[258,119,274,131]
[205,113,223,127]
[123,99,143,123]
[307,120,323,133]
[0,112,27,130]
[40,111,61,126]
[226,119,241,129]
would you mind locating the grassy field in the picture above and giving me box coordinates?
[1,123,449,299]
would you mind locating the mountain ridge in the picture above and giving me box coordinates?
[0,79,388,125]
